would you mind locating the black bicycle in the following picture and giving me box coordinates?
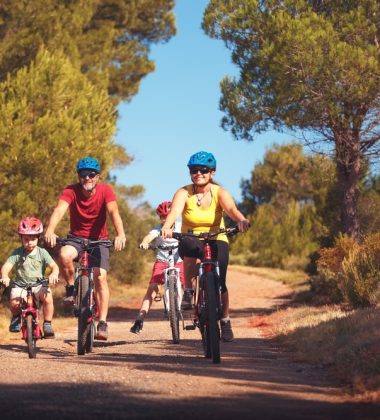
[57,237,113,355]
[173,227,239,364]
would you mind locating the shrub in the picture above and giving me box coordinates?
[315,233,380,307]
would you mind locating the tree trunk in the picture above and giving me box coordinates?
[335,137,361,240]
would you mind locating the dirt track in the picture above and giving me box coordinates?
[0,268,379,419]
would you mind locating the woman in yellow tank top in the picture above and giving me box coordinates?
[162,151,250,342]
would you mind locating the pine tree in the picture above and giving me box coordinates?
[0,48,117,258]
[203,0,380,238]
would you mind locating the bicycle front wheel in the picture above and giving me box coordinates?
[204,272,220,364]
[26,314,37,359]
[77,275,92,355]
[85,319,95,353]
[168,271,180,344]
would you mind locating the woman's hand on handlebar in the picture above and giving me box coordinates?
[237,219,250,233]
[161,227,173,239]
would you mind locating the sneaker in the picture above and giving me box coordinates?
[130,319,143,334]
[63,285,75,305]
[221,319,234,342]
[9,315,21,333]
[181,289,194,310]
[95,320,108,340]
[43,321,55,338]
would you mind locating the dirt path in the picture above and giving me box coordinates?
[0,269,378,419]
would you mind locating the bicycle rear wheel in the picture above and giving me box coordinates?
[168,271,180,344]
[26,314,37,359]
[204,272,220,364]
[77,275,91,355]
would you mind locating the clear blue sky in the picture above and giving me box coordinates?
[112,0,292,208]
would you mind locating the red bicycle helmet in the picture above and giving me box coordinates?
[156,201,171,217]
[18,217,43,235]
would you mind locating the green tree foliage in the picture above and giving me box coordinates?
[203,0,380,238]
[0,0,176,103]
[233,143,333,269]
[0,48,122,259]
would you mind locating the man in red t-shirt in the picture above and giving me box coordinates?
[44,157,126,340]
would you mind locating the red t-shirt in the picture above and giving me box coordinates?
[59,183,116,239]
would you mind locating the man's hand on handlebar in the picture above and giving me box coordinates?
[44,231,58,248]
[114,235,126,252]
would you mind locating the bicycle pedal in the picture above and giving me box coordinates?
[184,325,196,330]
[154,293,162,302]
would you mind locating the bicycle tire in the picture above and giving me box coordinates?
[205,272,220,364]
[77,275,91,355]
[198,276,211,358]
[168,271,180,344]
[26,314,37,359]
[85,319,95,353]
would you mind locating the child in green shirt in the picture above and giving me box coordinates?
[0,217,59,337]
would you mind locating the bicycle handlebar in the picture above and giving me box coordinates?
[56,237,114,248]
[172,226,240,241]
[148,243,178,251]
[12,278,49,289]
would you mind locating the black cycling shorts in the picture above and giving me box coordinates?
[178,237,229,293]
[66,235,110,271]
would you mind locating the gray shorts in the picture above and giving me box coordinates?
[10,283,50,304]
[66,235,110,271]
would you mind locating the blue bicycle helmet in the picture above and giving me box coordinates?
[76,156,101,173]
[187,151,217,168]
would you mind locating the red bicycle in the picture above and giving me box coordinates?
[1,278,48,358]
[57,237,113,355]
[173,226,239,364]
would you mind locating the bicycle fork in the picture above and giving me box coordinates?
[164,267,182,312]
[198,242,222,323]
[21,289,41,340]
[74,251,96,324]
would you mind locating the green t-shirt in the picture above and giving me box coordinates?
[7,246,54,286]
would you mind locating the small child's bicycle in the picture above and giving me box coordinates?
[0,278,49,359]
[148,244,183,344]
[57,237,114,355]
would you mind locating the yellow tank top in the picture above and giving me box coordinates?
[181,184,228,243]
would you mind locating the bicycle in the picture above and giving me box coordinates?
[173,226,239,364]
[146,243,183,344]
[56,237,114,356]
[0,278,48,359]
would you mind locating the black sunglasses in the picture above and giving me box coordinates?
[189,167,211,175]
[79,172,98,179]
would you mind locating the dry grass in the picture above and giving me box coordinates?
[231,264,308,286]
[257,304,380,401]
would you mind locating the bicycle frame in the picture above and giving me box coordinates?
[147,243,183,343]
[21,285,42,342]
[162,248,182,314]
[57,237,113,355]
[13,278,48,358]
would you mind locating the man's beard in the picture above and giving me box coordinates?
[82,183,95,192]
